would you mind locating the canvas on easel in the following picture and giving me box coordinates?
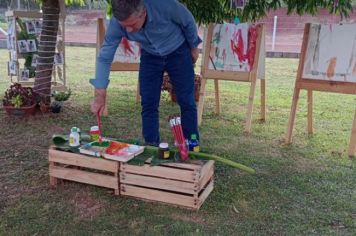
[198,23,266,133]
[285,23,356,156]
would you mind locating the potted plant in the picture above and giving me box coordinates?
[2,83,37,116]
[50,89,71,113]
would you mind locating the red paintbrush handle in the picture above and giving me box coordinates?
[96,111,102,143]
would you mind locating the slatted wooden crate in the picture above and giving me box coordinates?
[120,159,214,210]
[48,147,120,195]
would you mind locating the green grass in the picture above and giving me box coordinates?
[0,47,355,235]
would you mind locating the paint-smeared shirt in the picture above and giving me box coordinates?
[90,0,201,89]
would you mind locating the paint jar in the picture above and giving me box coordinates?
[90,126,100,141]
[158,142,170,159]
[188,134,200,152]
[69,127,80,147]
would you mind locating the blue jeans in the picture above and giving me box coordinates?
[139,42,199,145]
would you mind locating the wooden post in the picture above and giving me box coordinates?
[198,77,207,125]
[258,25,266,122]
[245,73,257,133]
[49,161,58,186]
[214,79,220,114]
[260,79,266,121]
[286,87,301,144]
[307,90,313,134]
[348,111,356,157]
[198,24,214,126]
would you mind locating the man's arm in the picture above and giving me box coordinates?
[90,17,124,89]
[90,17,124,114]
[171,0,202,63]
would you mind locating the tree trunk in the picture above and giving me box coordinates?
[33,0,59,105]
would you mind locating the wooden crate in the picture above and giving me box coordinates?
[48,147,120,195]
[120,159,214,210]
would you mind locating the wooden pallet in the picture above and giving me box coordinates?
[48,147,120,195]
[120,159,214,210]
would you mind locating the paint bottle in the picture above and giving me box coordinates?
[158,142,170,159]
[69,127,80,147]
[188,134,200,152]
[90,126,100,141]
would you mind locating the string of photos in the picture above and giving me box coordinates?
[6,14,64,83]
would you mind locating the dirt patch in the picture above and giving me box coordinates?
[169,212,212,227]
[70,191,104,219]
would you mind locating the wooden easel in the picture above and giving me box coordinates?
[286,23,356,156]
[96,18,141,103]
[197,23,266,133]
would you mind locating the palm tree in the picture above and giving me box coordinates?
[33,0,60,105]
[33,0,84,105]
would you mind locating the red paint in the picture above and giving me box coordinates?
[121,37,135,56]
[230,28,245,62]
[246,25,258,69]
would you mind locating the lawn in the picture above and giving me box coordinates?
[0,47,355,235]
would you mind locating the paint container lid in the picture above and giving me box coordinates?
[159,142,169,149]
[90,126,99,132]
[71,127,79,132]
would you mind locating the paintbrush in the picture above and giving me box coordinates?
[96,111,102,144]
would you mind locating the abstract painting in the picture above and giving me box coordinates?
[303,23,356,83]
[208,23,258,72]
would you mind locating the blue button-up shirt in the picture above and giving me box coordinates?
[90,0,202,89]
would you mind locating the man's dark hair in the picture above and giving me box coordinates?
[111,0,145,21]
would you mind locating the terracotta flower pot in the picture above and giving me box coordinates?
[4,103,37,116]
[40,103,51,113]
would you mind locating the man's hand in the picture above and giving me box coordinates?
[91,89,107,115]
[191,48,199,64]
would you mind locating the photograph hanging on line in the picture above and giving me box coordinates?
[31,54,38,67]
[34,20,42,34]
[54,52,64,65]
[17,40,27,53]
[8,61,17,75]
[19,69,30,81]
[26,39,37,52]
[26,21,36,34]
[10,50,17,61]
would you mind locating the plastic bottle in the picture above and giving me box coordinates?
[188,134,200,152]
[69,127,80,147]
